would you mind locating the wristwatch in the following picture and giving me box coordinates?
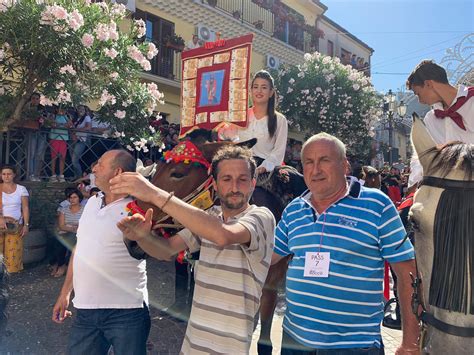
[25,223,30,227]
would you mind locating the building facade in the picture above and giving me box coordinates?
[130,0,373,134]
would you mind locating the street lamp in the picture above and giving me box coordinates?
[384,90,407,164]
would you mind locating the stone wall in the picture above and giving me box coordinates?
[21,181,75,233]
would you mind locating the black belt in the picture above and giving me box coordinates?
[420,311,474,337]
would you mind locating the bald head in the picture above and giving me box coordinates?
[109,149,136,173]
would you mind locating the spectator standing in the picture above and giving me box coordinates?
[272,133,419,354]
[350,54,357,67]
[110,145,276,354]
[0,166,30,273]
[23,93,47,181]
[185,34,201,50]
[70,105,92,180]
[49,107,71,182]
[52,150,149,355]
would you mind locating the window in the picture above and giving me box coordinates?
[134,10,175,79]
[327,40,334,57]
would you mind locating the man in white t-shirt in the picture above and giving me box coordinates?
[52,150,149,355]
[407,60,474,187]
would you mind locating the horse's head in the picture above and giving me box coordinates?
[136,129,249,221]
[410,113,474,317]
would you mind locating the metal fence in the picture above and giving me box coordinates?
[0,128,123,181]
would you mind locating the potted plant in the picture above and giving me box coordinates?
[165,34,185,52]
[207,0,217,7]
[232,10,241,19]
[253,20,264,30]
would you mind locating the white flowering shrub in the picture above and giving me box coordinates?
[273,52,382,159]
[0,0,163,149]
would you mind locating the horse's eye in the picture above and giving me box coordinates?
[170,172,185,179]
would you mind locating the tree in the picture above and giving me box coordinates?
[0,0,164,150]
[273,52,382,160]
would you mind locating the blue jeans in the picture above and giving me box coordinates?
[28,131,48,177]
[67,304,150,355]
[71,141,87,178]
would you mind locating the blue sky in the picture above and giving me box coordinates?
[321,0,474,93]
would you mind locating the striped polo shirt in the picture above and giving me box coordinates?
[274,181,414,350]
[178,204,275,354]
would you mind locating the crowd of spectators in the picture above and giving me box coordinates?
[340,53,370,76]
[17,93,118,182]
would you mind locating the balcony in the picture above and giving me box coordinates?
[148,42,182,84]
[199,0,321,52]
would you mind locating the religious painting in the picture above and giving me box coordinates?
[198,70,225,107]
[179,34,253,137]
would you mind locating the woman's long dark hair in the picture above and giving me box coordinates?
[252,70,277,138]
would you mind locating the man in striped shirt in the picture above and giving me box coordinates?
[110,145,275,354]
[272,133,420,354]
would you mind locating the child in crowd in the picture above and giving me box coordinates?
[49,107,71,182]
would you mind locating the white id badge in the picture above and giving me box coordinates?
[304,252,330,277]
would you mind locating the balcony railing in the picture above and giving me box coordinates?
[149,42,182,83]
[200,0,316,52]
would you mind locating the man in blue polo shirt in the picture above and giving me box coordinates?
[272,133,420,355]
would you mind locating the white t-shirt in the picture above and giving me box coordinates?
[2,185,29,222]
[237,108,288,171]
[72,194,148,309]
[409,85,474,186]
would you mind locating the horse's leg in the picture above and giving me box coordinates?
[257,255,290,354]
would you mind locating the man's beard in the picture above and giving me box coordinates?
[219,192,248,210]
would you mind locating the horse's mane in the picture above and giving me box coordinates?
[421,141,474,180]
[421,141,474,314]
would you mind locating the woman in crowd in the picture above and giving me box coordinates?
[0,166,30,273]
[70,105,92,180]
[53,188,84,277]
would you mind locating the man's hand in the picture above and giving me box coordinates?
[110,172,161,203]
[52,293,72,324]
[395,345,420,355]
[118,208,153,242]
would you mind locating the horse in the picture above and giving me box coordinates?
[409,114,474,354]
[127,130,292,351]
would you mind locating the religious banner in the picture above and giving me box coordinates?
[179,34,253,137]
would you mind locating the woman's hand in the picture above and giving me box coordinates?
[0,216,6,230]
[21,224,29,237]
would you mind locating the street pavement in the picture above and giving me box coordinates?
[0,258,402,354]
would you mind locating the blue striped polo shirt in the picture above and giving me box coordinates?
[274,181,414,350]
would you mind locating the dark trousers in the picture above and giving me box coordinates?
[281,330,384,355]
[67,304,150,355]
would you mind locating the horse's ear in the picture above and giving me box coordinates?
[411,113,437,165]
[237,138,257,149]
[200,141,232,163]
